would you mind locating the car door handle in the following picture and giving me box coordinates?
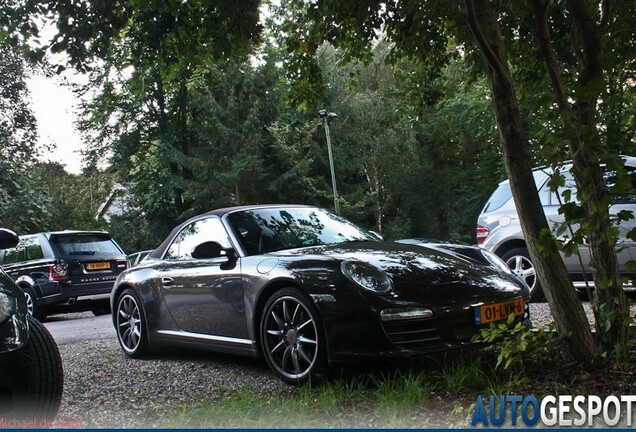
[162,277,174,287]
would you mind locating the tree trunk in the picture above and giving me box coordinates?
[464,0,596,363]
[565,0,630,352]
[532,0,630,352]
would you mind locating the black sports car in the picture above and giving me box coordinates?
[111,205,529,383]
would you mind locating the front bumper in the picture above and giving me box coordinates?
[312,288,530,363]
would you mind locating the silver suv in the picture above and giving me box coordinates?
[477,156,636,301]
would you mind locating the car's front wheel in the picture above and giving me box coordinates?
[260,288,327,384]
[115,288,151,358]
[501,247,544,301]
[0,316,64,421]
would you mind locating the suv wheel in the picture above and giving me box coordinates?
[22,287,47,322]
[501,247,545,302]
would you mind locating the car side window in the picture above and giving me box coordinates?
[548,171,577,206]
[3,239,28,264]
[164,217,232,260]
[605,167,636,204]
[24,237,44,260]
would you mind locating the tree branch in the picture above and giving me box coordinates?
[600,0,611,33]
[463,0,508,81]
[530,0,570,112]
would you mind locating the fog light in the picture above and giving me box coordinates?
[380,307,434,322]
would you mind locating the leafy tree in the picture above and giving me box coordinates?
[0,42,46,233]
[273,0,636,362]
[3,0,263,222]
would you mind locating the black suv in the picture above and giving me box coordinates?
[0,231,127,321]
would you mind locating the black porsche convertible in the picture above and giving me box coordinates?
[111,205,529,383]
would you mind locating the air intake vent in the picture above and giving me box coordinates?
[382,320,441,350]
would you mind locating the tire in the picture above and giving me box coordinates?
[260,287,327,385]
[22,286,47,322]
[7,316,64,421]
[501,247,545,302]
[115,288,151,358]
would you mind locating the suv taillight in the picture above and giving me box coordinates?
[49,262,69,282]
[476,226,490,245]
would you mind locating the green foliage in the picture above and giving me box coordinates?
[476,315,562,372]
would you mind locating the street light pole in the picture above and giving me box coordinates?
[318,109,340,214]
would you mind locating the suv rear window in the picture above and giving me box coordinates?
[51,235,122,256]
[482,183,512,213]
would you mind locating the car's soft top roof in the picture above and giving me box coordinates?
[150,204,314,259]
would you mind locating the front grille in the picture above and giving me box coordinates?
[382,320,442,350]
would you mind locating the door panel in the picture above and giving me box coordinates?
[160,258,246,338]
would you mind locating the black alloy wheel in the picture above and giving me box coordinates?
[261,288,326,384]
[115,289,150,357]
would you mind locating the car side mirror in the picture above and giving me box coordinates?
[0,228,19,250]
[191,241,235,260]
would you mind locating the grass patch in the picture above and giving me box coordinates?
[170,354,500,428]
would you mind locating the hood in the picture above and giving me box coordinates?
[275,241,527,304]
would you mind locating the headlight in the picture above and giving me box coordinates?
[481,250,511,274]
[0,292,16,324]
[341,260,393,294]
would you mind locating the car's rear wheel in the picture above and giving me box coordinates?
[22,286,47,322]
[501,247,544,301]
[260,288,327,384]
[115,288,150,358]
[0,316,64,421]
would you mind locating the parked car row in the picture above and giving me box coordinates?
[2,156,632,389]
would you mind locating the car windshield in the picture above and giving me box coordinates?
[227,207,377,255]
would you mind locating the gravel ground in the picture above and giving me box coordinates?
[53,298,636,428]
[55,339,292,428]
[530,296,636,329]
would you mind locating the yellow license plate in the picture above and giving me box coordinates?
[474,298,525,325]
[87,262,111,270]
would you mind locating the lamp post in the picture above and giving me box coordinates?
[318,109,340,214]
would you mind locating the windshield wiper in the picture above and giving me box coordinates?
[68,251,96,255]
